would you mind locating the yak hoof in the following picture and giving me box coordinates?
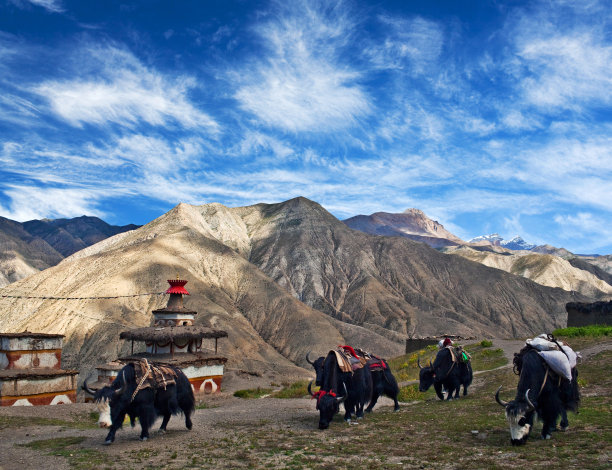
[393,406,400,412]
[559,425,568,432]
[158,429,167,434]
[140,436,148,441]
[103,440,113,446]
[542,434,551,440]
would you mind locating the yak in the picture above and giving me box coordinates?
[418,347,472,400]
[495,347,580,445]
[307,350,372,429]
[83,361,195,445]
[307,350,399,413]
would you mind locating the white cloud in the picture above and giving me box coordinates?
[366,15,444,73]
[33,45,218,131]
[231,131,295,160]
[90,134,205,173]
[233,1,370,132]
[505,1,612,112]
[517,33,612,110]
[500,110,542,131]
[554,212,612,251]
[0,186,104,221]
[11,0,64,13]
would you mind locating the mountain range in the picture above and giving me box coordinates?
[0,216,138,287]
[343,209,612,299]
[0,198,591,382]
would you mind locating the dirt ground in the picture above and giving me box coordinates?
[0,339,609,470]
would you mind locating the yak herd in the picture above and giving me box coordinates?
[83,339,580,447]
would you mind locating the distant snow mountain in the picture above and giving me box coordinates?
[468,233,536,251]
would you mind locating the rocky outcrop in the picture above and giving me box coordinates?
[343,209,464,248]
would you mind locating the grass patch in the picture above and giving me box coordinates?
[22,436,111,469]
[233,387,273,399]
[553,325,612,338]
[465,343,507,371]
[0,413,98,431]
[389,342,507,383]
[398,383,428,402]
[272,380,311,398]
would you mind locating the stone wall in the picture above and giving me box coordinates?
[566,300,612,327]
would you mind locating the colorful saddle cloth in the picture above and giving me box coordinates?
[133,358,178,391]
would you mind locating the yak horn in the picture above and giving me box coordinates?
[306,351,314,365]
[82,377,96,396]
[417,357,423,369]
[524,389,535,412]
[495,386,509,407]
[114,371,127,396]
[307,380,315,397]
[336,383,348,404]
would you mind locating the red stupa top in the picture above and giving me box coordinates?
[165,279,190,295]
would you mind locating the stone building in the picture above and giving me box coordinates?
[0,332,77,406]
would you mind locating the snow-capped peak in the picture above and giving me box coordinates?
[468,233,535,251]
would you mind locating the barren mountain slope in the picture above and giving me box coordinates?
[0,203,356,380]
[343,209,464,248]
[447,246,612,299]
[240,198,587,339]
[23,216,139,257]
[576,254,612,276]
[0,217,63,287]
[0,216,138,287]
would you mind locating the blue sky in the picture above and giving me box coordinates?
[1,0,611,254]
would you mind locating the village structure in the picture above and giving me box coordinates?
[88,278,228,396]
[1,278,228,407]
[0,332,78,406]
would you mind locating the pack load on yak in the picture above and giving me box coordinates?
[495,333,580,445]
[351,346,400,413]
[418,338,473,400]
[307,345,372,429]
[83,358,195,445]
[306,345,400,419]
[523,333,580,380]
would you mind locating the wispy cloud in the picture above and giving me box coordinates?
[0,185,104,221]
[33,45,218,131]
[505,3,612,113]
[233,1,370,132]
[11,0,64,13]
[365,15,444,73]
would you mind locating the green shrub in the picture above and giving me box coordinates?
[553,325,612,338]
[272,380,312,398]
[397,384,425,402]
[479,339,493,347]
[233,387,273,399]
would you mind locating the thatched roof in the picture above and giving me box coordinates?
[119,352,227,366]
[0,368,78,380]
[0,332,64,339]
[119,325,228,342]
